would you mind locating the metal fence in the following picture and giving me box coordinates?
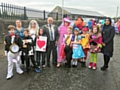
[0,3,67,20]
[0,33,5,44]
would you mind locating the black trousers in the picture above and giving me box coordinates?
[24,53,37,70]
[47,41,57,65]
[103,55,110,67]
[21,53,24,64]
[36,51,46,66]
[64,45,72,67]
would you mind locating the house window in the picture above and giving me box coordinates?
[72,15,75,20]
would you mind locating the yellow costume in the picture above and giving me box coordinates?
[81,34,89,48]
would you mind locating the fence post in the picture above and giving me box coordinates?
[0,9,1,18]
[43,10,45,20]
[56,12,58,20]
[24,6,26,20]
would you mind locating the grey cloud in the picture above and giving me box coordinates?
[0,0,120,17]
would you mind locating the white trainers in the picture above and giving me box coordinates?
[38,66,41,69]
[6,75,13,80]
[75,61,78,66]
[17,70,23,74]
[42,65,46,68]
[72,61,75,65]
[88,65,92,68]
[93,66,96,70]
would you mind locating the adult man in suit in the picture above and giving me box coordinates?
[42,17,59,67]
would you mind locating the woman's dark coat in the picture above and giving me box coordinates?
[102,21,115,54]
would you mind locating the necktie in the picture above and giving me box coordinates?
[50,25,53,41]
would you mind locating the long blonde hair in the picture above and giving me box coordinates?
[28,20,39,33]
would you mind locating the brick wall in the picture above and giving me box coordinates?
[0,19,62,35]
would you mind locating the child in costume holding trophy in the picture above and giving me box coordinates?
[22,29,40,73]
[4,25,23,80]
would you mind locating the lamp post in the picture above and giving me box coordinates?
[116,6,119,20]
[62,0,64,19]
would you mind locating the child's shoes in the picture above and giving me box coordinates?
[38,66,41,69]
[75,61,78,67]
[93,63,97,70]
[34,68,40,73]
[88,62,93,68]
[81,62,86,67]
[6,75,13,80]
[72,61,75,67]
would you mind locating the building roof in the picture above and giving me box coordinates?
[59,6,105,17]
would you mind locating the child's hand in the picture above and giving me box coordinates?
[25,40,28,44]
[71,41,74,44]
[36,34,39,38]
[67,35,70,39]
[83,46,86,49]
[102,42,106,46]
[19,51,22,56]
[70,43,72,47]
[4,41,6,45]
[55,41,58,45]
[4,51,7,56]
[23,45,27,48]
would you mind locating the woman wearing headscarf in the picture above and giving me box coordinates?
[57,18,71,67]
[101,17,115,70]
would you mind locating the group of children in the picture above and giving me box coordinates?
[4,25,47,80]
[60,25,102,69]
[4,23,103,80]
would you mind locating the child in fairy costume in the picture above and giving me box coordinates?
[88,25,102,69]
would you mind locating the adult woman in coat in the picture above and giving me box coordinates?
[101,17,115,70]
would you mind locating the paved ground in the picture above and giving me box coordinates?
[0,35,120,90]
[0,44,4,57]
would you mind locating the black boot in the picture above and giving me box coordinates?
[101,55,110,71]
[47,63,50,67]
[101,65,108,70]
[81,62,86,67]
[78,59,82,63]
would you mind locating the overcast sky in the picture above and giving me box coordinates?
[0,0,120,17]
